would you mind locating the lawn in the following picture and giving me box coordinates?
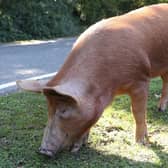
[0,78,168,168]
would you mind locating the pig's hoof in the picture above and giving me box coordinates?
[39,147,55,158]
[137,140,151,146]
[70,144,81,153]
[136,136,150,146]
[158,107,166,112]
[158,102,167,112]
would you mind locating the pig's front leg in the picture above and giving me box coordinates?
[71,131,89,153]
[130,82,149,144]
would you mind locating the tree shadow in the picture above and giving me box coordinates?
[149,142,168,167]
[38,143,167,168]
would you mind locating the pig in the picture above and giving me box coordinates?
[17,3,168,157]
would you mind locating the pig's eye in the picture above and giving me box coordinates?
[57,108,72,120]
[56,109,67,119]
[61,109,66,114]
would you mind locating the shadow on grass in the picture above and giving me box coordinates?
[0,133,167,168]
[33,144,167,168]
[149,142,168,167]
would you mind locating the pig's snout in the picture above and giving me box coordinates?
[39,147,55,157]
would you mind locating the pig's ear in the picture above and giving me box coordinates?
[43,83,81,105]
[16,80,46,93]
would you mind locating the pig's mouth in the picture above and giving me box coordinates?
[39,147,57,157]
[38,131,85,157]
[38,140,79,157]
[38,136,73,157]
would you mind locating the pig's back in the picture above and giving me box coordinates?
[51,4,168,87]
[72,3,168,78]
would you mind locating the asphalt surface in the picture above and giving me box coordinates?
[0,37,76,95]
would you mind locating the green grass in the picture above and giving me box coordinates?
[0,78,168,168]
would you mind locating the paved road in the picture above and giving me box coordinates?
[0,37,76,94]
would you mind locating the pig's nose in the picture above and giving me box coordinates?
[39,147,55,157]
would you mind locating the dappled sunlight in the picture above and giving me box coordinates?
[89,87,168,166]
[94,143,161,165]
[151,132,168,150]
[89,107,167,167]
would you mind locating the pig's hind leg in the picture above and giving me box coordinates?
[130,81,149,144]
[158,72,168,112]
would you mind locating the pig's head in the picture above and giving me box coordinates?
[16,80,94,157]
